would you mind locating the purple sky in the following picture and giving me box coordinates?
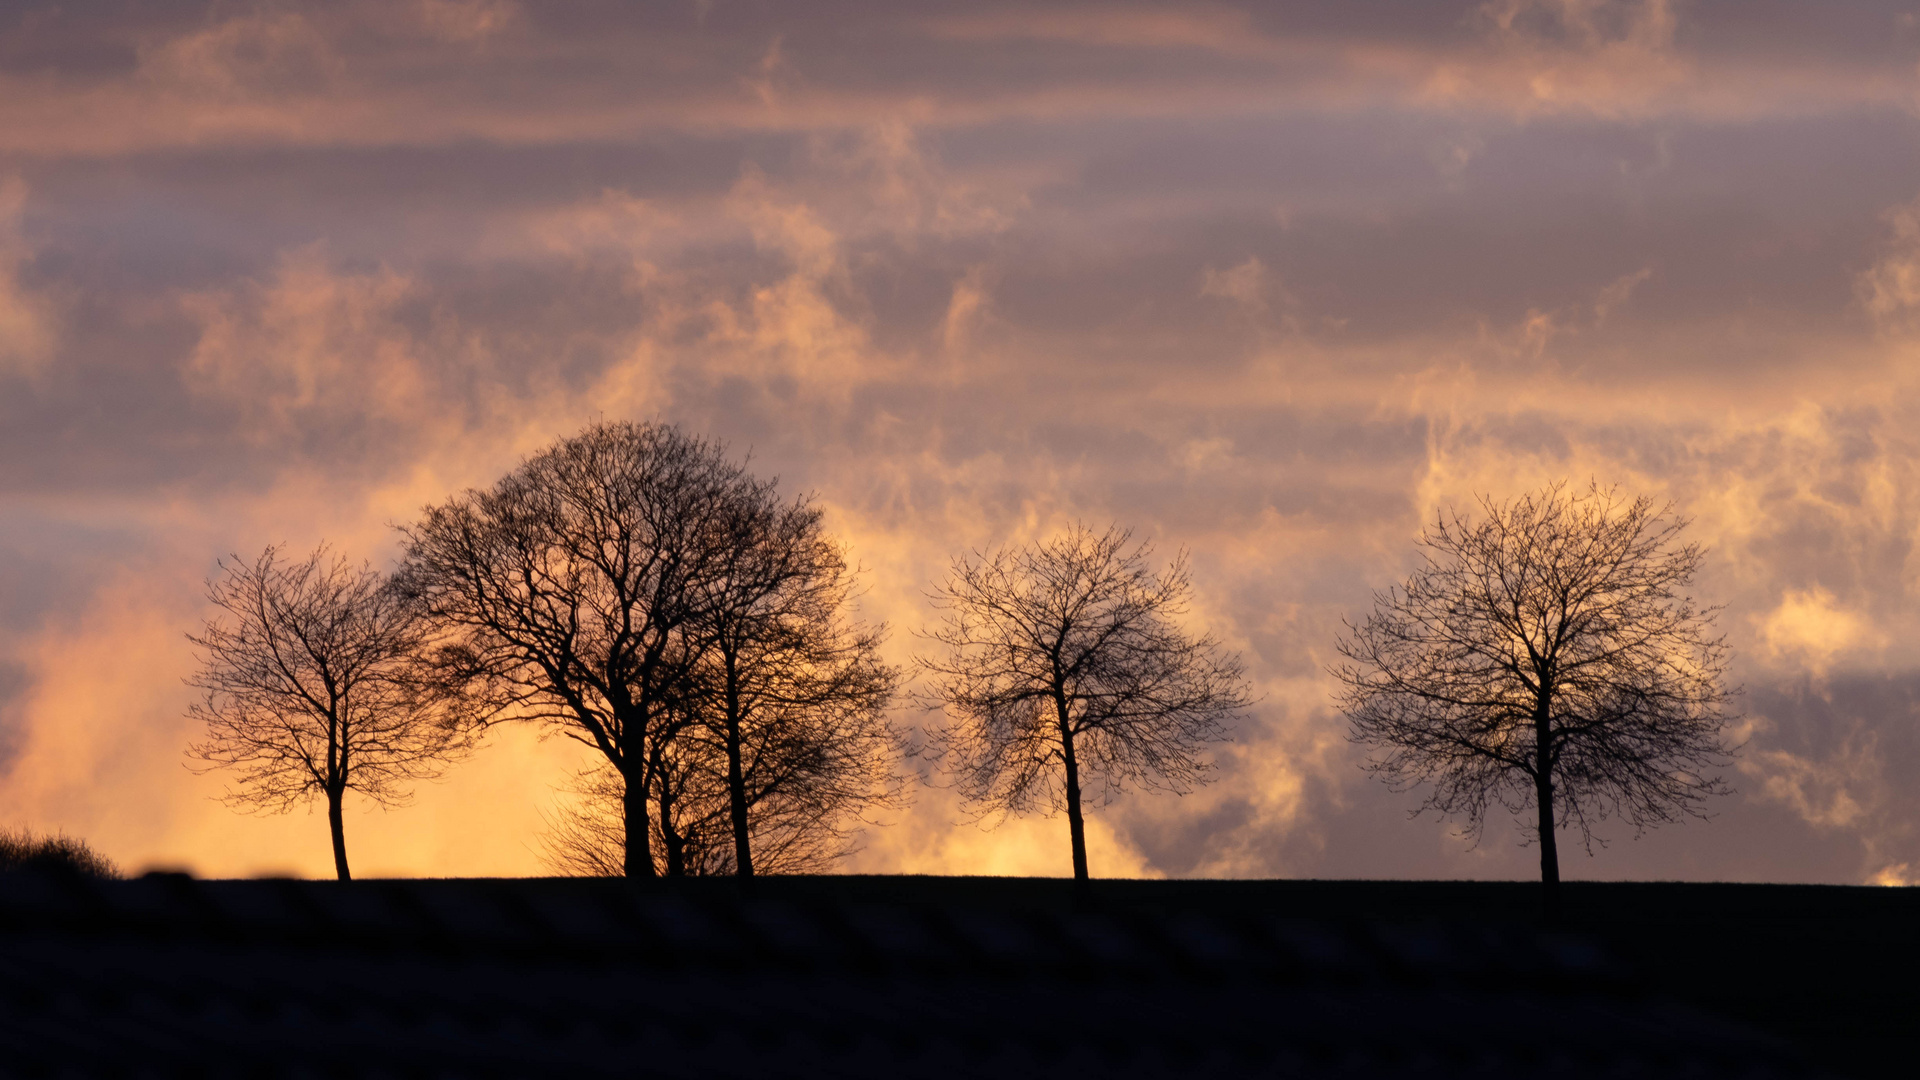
[3,0,1918,883]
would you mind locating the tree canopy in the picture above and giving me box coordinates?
[920,524,1250,881]
[400,420,902,877]
[1333,483,1735,915]
[186,544,466,880]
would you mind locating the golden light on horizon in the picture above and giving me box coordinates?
[2,0,1919,886]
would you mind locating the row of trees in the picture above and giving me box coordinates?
[186,422,1736,913]
[187,422,1249,881]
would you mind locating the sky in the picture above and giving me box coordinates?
[2,0,1919,884]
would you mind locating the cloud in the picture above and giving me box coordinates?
[3,2,1919,158]
[181,245,427,439]
[1742,733,1880,831]
[1868,862,1911,886]
[850,784,1163,879]
[5,0,1920,884]
[1200,256,1272,311]
[1591,266,1652,324]
[922,5,1268,56]
[411,0,519,43]
[1421,0,1688,117]
[135,10,341,103]
[0,177,56,377]
[1758,587,1878,678]
[1859,194,1920,328]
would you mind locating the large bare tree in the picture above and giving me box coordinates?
[920,524,1251,882]
[539,486,906,877]
[186,545,467,880]
[1333,483,1735,917]
[399,420,903,878]
[395,421,755,878]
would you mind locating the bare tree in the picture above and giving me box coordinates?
[686,495,905,876]
[186,545,467,881]
[396,421,756,878]
[541,749,856,877]
[539,765,629,877]
[919,524,1251,882]
[539,490,906,878]
[1333,483,1735,918]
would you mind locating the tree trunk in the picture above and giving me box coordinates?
[1056,703,1089,883]
[327,788,351,882]
[325,711,349,881]
[1534,706,1561,922]
[622,759,655,878]
[724,667,753,877]
[658,759,686,877]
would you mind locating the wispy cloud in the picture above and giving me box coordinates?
[3,0,1920,883]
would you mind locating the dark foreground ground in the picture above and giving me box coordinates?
[0,873,1911,1078]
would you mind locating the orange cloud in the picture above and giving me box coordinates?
[1859,195,1920,329]
[1758,587,1878,678]
[1,1,1914,157]
[8,0,1920,886]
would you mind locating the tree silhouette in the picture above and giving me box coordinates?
[186,545,467,880]
[539,476,904,878]
[397,422,750,877]
[400,420,903,877]
[919,524,1250,883]
[683,494,904,876]
[1333,483,1736,918]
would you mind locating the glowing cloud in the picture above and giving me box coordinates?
[1758,588,1876,678]
[4,1,1920,885]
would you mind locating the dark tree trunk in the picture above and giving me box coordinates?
[1534,705,1561,922]
[657,758,687,877]
[327,788,351,882]
[1056,699,1089,883]
[724,668,753,877]
[622,759,655,878]
[325,715,349,882]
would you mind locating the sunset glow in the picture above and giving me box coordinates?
[2,0,1917,885]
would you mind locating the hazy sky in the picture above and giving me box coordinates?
[3,0,1919,883]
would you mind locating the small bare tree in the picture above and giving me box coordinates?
[1333,483,1735,918]
[540,765,629,877]
[920,524,1251,882]
[186,545,468,880]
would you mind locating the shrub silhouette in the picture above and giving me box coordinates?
[0,826,119,877]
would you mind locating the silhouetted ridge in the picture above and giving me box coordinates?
[0,875,1854,1078]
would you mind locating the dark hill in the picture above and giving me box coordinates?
[0,873,1909,1078]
